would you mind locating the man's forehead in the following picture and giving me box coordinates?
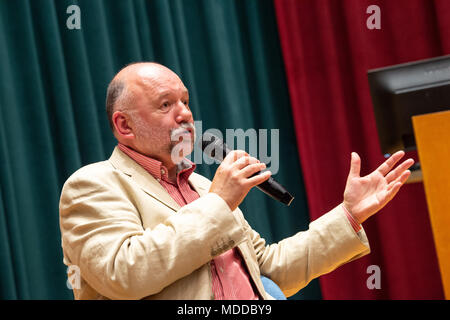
[157,87,189,97]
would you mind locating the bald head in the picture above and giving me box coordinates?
[105,62,183,132]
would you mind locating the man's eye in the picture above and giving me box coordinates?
[161,102,170,109]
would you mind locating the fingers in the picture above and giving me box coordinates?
[225,152,265,176]
[240,162,266,178]
[222,150,268,183]
[247,170,272,185]
[222,150,248,165]
[221,150,266,178]
[377,170,410,208]
[385,180,404,202]
[232,155,260,170]
[233,155,268,182]
[348,152,361,179]
[385,158,414,184]
[376,151,405,176]
[387,169,411,191]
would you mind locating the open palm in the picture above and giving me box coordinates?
[343,151,414,224]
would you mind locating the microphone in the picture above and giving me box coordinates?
[200,132,294,206]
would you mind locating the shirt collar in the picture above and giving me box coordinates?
[117,143,196,184]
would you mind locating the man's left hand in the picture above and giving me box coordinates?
[342,151,414,225]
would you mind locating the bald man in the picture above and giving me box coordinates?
[59,62,413,300]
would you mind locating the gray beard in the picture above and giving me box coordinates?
[133,118,196,161]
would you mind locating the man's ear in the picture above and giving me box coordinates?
[112,111,135,139]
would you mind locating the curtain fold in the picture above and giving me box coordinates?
[274,0,447,299]
[0,0,316,299]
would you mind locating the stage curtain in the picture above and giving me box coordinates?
[0,0,318,299]
[274,0,448,299]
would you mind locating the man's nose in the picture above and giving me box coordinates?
[175,101,193,123]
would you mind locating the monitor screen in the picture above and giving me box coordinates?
[368,55,450,156]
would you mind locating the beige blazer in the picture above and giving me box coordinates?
[59,147,370,300]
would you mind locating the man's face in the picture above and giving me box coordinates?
[127,66,195,165]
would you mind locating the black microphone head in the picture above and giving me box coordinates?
[200,132,217,152]
[200,132,230,161]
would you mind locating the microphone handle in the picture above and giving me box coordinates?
[254,175,294,206]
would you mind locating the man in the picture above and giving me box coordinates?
[59,62,413,300]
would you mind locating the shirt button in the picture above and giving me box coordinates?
[161,169,165,175]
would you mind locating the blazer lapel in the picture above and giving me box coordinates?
[108,147,181,212]
[188,173,211,197]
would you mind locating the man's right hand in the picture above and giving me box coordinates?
[209,150,272,211]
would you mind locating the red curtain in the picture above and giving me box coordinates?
[274,0,449,299]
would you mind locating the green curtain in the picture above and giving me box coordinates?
[0,0,320,300]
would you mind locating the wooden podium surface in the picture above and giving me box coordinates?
[412,110,450,299]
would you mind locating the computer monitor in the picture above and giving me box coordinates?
[368,55,450,156]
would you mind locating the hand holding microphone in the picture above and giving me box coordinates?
[201,133,294,211]
[208,150,272,211]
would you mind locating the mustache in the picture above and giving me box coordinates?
[170,122,196,142]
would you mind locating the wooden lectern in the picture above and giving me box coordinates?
[412,110,450,299]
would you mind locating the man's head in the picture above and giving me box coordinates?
[106,62,195,167]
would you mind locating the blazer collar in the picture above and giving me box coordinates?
[108,147,209,212]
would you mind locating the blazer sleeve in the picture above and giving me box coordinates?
[59,171,246,300]
[248,204,371,298]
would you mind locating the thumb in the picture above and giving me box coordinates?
[348,152,361,179]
